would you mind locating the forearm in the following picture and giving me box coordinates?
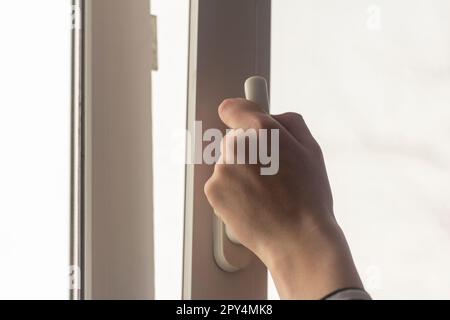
[260,218,364,300]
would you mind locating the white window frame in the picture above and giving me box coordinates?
[183,0,271,300]
[71,0,155,300]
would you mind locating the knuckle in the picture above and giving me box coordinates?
[204,177,220,202]
[249,113,271,129]
[221,133,238,161]
[214,163,231,177]
[310,140,324,156]
[218,98,241,116]
[204,165,232,205]
[285,112,304,124]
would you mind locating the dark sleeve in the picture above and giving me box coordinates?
[322,288,372,300]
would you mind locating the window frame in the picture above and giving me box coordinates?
[183,0,271,300]
[71,0,155,300]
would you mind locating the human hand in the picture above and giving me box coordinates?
[204,98,363,299]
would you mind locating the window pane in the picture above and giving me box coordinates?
[0,0,70,299]
[272,0,450,299]
[152,0,189,300]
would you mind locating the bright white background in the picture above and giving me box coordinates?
[152,0,188,300]
[0,0,70,299]
[272,0,450,300]
[1,0,449,300]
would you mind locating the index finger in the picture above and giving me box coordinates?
[218,98,278,130]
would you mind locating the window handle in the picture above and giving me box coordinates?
[214,76,270,272]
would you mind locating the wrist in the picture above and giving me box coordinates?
[259,215,363,300]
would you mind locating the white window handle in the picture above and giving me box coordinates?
[214,76,270,272]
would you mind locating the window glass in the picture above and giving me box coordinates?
[0,0,70,299]
[152,0,189,300]
[272,0,450,299]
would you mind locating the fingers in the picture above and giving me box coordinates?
[218,98,279,130]
[218,99,318,153]
[204,164,237,216]
[273,112,317,148]
[219,99,315,146]
[219,130,239,165]
[204,172,223,212]
[218,128,259,165]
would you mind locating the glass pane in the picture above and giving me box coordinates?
[152,0,189,300]
[0,0,70,299]
[272,0,450,299]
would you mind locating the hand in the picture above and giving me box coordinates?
[204,98,363,300]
